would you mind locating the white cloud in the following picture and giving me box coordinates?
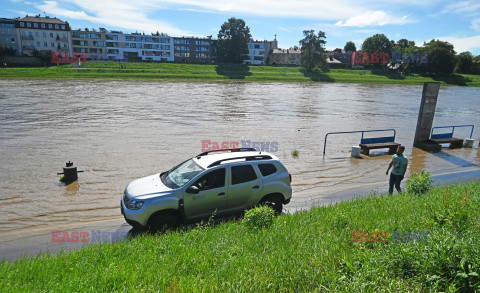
[443,0,480,14]
[437,35,480,53]
[36,0,187,35]
[335,10,413,27]
[472,18,480,31]
[278,27,290,32]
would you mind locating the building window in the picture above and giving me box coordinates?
[41,23,45,28]
[55,24,59,29]
[44,42,47,47]
[49,24,52,29]
[20,22,24,27]
[51,42,54,47]
[21,31,25,36]
[43,32,47,37]
[27,22,31,28]
[35,32,39,37]
[61,25,65,30]
[36,42,40,47]
[34,23,38,28]
[50,33,53,38]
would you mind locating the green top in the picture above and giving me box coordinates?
[391,154,408,175]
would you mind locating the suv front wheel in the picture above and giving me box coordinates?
[148,211,180,232]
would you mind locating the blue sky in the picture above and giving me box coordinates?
[3,0,480,54]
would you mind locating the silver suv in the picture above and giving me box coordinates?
[121,148,292,230]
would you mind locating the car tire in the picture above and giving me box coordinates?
[148,211,180,232]
[260,196,283,215]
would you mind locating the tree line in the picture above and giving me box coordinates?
[1,17,477,77]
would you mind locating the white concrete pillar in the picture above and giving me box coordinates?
[351,146,361,157]
[464,138,474,148]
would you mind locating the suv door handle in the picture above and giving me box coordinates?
[252,185,259,190]
[217,192,226,198]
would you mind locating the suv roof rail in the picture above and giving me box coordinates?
[197,148,258,157]
[207,155,272,168]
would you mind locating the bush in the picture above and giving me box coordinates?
[242,206,275,229]
[406,170,433,195]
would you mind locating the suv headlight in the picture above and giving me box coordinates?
[128,200,145,210]
[123,194,145,210]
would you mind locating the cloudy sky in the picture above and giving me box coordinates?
[4,0,480,54]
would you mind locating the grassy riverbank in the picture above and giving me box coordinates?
[1,62,480,86]
[1,180,479,292]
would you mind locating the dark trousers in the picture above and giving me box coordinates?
[389,173,404,194]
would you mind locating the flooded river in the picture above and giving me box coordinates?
[0,80,479,239]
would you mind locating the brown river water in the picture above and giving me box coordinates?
[0,80,479,239]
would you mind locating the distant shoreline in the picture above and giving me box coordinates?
[1,62,479,87]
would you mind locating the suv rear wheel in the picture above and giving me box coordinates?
[260,195,283,215]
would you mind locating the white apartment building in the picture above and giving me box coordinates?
[244,39,278,65]
[15,15,71,56]
[106,31,174,62]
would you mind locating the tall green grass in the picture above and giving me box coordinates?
[1,180,479,292]
[1,62,480,86]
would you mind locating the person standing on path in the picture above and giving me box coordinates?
[386,146,408,194]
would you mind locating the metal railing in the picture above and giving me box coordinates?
[323,128,396,155]
[430,125,474,139]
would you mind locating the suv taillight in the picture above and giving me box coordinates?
[289,173,292,183]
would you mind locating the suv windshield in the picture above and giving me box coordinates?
[162,159,204,189]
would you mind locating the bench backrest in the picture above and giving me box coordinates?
[361,136,395,144]
[430,132,453,139]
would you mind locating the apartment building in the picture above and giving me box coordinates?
[15,15,71,56]
[244,39,278,65]
[71,28,107,60]
[268,49,301,65]
[173,36,217,63]
[0,18,18,53]
[106,31,174,62]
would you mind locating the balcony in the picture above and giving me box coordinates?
[56,36,68,42]
[21,35,34,40]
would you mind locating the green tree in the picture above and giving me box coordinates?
[396,38,415,50]
[299,30,327,71]
[403,45,425,73]
[456,51,474,74]
[217,18,251,63]
[361,34,392,55]
[344,41,356,52]
[33,50,53,66]
[421,39,456,76]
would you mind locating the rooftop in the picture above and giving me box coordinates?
[18,15,68,25]
[272,49,301,54]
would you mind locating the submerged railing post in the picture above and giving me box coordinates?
[323,128,396,155]
[430,125,475,139]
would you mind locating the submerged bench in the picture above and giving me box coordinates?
[428,133,463,148]
[359,136,400,155]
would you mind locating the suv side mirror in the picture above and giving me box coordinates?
[186,185,199,194]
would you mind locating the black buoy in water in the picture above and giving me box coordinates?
[58,161,83,183]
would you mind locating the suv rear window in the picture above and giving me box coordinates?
[258,164,277,176]
[231,165,257,185]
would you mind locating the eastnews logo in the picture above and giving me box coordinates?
[51,230,128,243]
[201,140,278,152]
[349,51,428,64]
